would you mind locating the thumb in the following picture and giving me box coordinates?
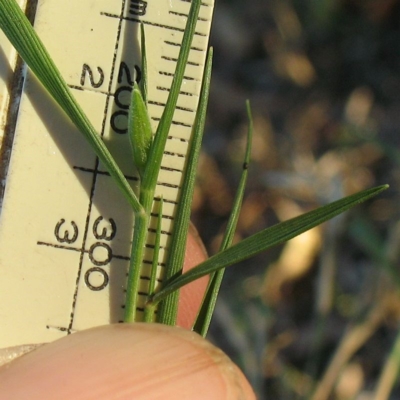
[0,323,255,400]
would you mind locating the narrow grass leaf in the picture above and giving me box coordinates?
[0,0,141,213]
[128,83,152,176]
[157,48,213,325]
[139,0,202,212]
[193,100,253,336]
[151,185,389,304]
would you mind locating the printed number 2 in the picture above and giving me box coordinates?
[80,64,105,88]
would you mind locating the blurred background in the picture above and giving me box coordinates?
[192,0,400,398]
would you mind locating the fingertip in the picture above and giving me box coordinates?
[178,223,209,328]
[0,324,255,400]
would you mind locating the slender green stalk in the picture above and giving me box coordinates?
[150,185,388,305]
[124,22,151,322]
[193,100,253,336]
[0,0,142,214]
[144,198,163,323]
[156,48,214,325]
[124,212,149,322]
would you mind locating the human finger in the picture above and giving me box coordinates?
[0,323,255,400]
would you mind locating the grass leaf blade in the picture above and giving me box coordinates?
[193,100,253,336]
[156,48,213,325]
[151,185,389,304]
[0,0,142,213]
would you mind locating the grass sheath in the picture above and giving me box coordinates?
[143,198,163,323]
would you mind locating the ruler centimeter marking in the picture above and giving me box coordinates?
[0,0,214,347]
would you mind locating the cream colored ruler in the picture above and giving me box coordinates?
[0,0,214,347]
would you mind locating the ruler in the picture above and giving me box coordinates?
[0,0,214,347]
